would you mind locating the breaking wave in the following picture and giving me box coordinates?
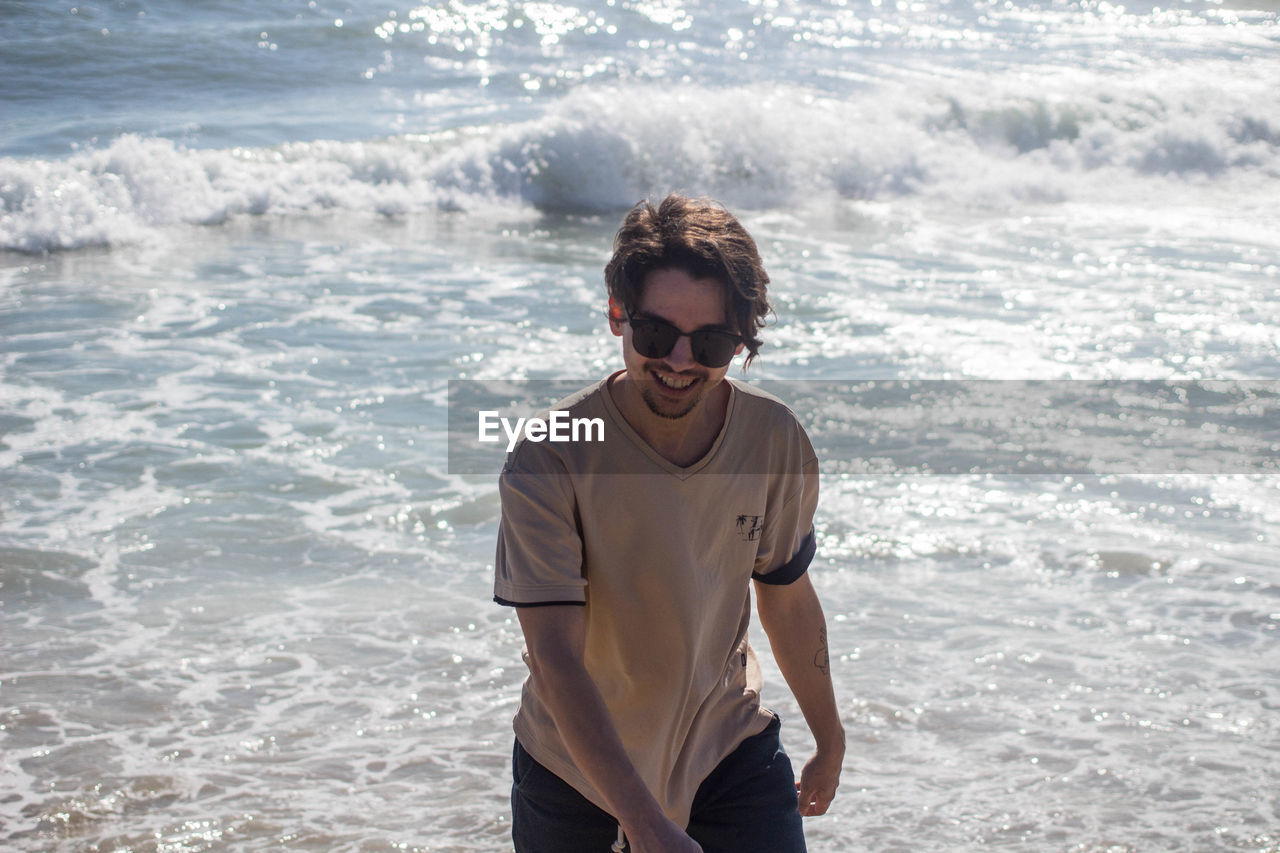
[3,74,1277,252]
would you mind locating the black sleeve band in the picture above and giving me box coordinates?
[751,528,816,586]
[494,596,586,608]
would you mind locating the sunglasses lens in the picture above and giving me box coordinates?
[631,319,679,359]
[691,331,739,368]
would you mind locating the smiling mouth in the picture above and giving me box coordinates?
[653,370,698,390]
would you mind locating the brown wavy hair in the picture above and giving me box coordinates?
[605,194,772,369]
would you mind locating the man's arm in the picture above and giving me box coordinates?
[754,573,846,816]
[515,605,703,853]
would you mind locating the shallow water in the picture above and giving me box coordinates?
[3,210,1278,852]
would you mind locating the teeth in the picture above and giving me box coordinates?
[656,373,695,389]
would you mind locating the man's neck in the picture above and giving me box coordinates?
[607,373,732,468]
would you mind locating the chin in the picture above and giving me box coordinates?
[640,388,702,420]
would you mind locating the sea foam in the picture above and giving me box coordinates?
[2,75,1276,253]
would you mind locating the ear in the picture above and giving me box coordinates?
[607,297,625,337]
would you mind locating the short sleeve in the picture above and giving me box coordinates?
[493,441,587,607]
[751,423,820,586]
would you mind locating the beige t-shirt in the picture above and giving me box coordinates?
[494,373,819,828]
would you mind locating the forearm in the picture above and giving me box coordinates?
[516,607,695,850]
[757,576,845,816]
[527,652,667,831]
[757,578,845,752]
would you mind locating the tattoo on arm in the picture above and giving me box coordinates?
[814,627,830,676]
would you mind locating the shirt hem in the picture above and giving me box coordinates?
[752,527,816,585]
[494,596,586,608]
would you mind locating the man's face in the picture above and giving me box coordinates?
[610,268,744,421]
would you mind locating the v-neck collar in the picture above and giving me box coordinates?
[600,371,737,480]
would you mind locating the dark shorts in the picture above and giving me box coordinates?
[511,716,807,853]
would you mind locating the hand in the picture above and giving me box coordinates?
[796,748,843,817]
[625,815,704,853]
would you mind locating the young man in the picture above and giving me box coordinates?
[494,194,844,853]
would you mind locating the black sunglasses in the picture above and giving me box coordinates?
[624,310,743,368]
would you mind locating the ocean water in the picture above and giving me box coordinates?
[2,0,1279,851]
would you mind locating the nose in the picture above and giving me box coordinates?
[664,332,697,370]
